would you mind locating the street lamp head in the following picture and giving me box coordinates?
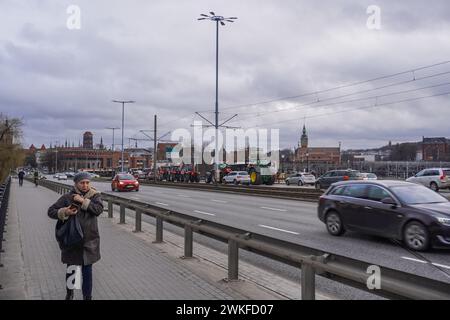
[198,12,237,25]
[112,100,135,104]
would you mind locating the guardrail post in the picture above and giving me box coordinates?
[154,217,163,243]
[107,200,113,218]
[228,240,239,281]
[119,204,125,224]
[183,226,193,258]
[301,264,316,300]
[134,208,142,232]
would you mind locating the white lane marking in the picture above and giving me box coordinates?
[177,194,191,198]
[260,206,287,212]
[401,256,450,270]
[431,263,450,270]
[401,256,427,264]
[194,210,216,216]
[211,199,227,203]
[155,202,169,206]
[258,224,299,235]
[130,196,140,200]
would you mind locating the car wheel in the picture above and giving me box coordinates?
[315,182,321,190]
[298,180,304,186]
[403,221,430,251]
[234,180,238,185]
[325,211,345,236]
[286,180,290,186]
[430,182,439,192]
[111,186,114,192]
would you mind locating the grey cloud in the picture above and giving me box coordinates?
[1,0,449,150]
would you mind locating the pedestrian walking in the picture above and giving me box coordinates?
[33,170,39,187]
[18,169,25,187]
[48,172,103,300]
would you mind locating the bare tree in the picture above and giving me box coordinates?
[0,114,25,181]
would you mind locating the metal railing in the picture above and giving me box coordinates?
[39,178,450,300]
[0,176,11,290]
[139,180,323,202]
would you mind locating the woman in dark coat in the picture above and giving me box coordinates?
[48,172,103,300]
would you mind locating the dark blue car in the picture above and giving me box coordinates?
[318,180,450,251]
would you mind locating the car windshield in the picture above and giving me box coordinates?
[118,174,135,180]
[238,172,248,175]
[391,185,448,204]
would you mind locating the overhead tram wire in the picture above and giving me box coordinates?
[234,79,450,121]
[236,90,450,129]
[199,60,450,112]
[153,61,450,132]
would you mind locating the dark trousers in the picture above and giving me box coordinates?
[66,264,93,298]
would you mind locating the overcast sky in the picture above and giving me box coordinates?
[1,0,450,151]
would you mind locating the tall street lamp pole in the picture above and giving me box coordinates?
[106,127,120,152]
[198,12,237,183]
[112,100,135,172]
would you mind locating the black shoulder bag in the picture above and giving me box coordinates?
[55,215,84,250]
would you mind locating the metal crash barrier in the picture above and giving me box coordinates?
[38,178,450,300]
[0,176,11,290]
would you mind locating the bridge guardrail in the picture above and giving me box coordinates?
[0,176,12,290]
[37,178,450,300]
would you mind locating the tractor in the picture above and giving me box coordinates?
[247,162,277,185]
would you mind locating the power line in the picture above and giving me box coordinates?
[200,60,450,112]
[238,90,450,129]
[157,61,450,131]
[235,79,450,121]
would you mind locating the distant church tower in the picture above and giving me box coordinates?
[83,131,93,149]
[300,124,308,149]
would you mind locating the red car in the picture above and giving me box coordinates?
[111,173,139,192]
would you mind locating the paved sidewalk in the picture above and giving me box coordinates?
[0,180,245,300]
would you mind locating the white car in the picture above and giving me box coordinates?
[285,172,316,186]
[406,168,450,192]
[361,173,378,180]
[57,174,68,180]
[222,171,251,185]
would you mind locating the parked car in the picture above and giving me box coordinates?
[361,173,378,180]
[318,180,450,251]
[57,174,68,181]
[222,171,251,185]
[86,172,100,179]
[64,172,75,178]
[406,168,450,192]
[285,172,316,186]
[315,170,362,190]
[111,173,139,192]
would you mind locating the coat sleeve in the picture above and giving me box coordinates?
[48,195,70,220]
[81,193,104,216]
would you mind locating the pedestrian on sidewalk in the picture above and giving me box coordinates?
[48,172,103,300]
[33,170,39,187]
[18,169,25,187]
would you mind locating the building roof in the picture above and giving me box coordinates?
[423,137,447,144]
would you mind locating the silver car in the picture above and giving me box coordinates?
[285,172,316,186]
[406,168,450,191]
[223,171,251,185]
[361,173,378,180]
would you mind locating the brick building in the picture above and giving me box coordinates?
[294,125,341,172]
[28,131,152,173]
[421,137,450,161]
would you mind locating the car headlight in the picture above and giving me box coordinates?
[437,217,450,226]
